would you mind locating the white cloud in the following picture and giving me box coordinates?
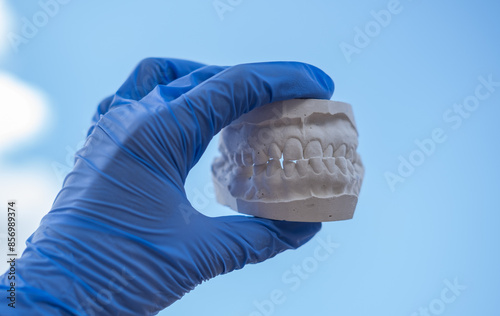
[0,1,60,275]
[0,73,56,274]
[0,2,51,152]
[0,74,58,274]
[0,72,50,153]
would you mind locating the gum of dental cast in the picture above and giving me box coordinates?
[212,174,358,222]
[212,99,363,222]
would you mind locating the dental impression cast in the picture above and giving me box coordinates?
[211,99,364,222]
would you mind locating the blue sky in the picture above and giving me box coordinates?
[1,0,499,315]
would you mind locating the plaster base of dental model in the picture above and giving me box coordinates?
[211,99,364,222]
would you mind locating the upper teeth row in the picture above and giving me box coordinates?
[231,138,357,166]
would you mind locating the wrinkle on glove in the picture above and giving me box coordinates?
[0,58,334,315]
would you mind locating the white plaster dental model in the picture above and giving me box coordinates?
[211,99,364,222]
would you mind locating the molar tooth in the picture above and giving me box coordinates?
[232,153,240,165]
[323,158,336,173]
[354,161,364,177]
[295,159,308,177]
[234,166,249,175]
[335,157,348,174]
[323,144,334,157]
[283,138,303,161]
[241,152,253,166]
[352,152,357,164]
[212,157,226,170]
[252,149,269,165]
[268,143,281,159]
[346,147,354,161]
[266,160,281,177]
[347,159,355,175]
[334,144,347,158]
[253,164,266,175]
[244,186,256,200]
[283,161,297,178]
[353,177,362,195]
[304,140,323,158]
[228,174,248,196]
[255,189,268,200]
[353,152,361,164]
[310,157,324,173]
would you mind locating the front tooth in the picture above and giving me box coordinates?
[283,138,303,161]
[323,144,334,157]
[268,143,281,159]
[242,152,253,166]
[335,157,348,174]
[283,161,297,178]
[323,158,336,173]
[310,157,324,173]
[304,140,323,158]
[266,159,281,177]
[253,164,266,175]
[295,159,308,177]
[252,148,269,165]
[334,144,347,158]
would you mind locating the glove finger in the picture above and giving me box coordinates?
[87,58,206,136]
[86,65,230,189]
[87,95,114,136]
[149,61,334,179]
[201,216,322,278]
[117,57,206,101]
[139,65,229,103]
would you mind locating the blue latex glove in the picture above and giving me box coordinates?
[0,58,334,315]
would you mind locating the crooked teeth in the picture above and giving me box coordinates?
[335,157,348,174]
[268,143,281,159]
[334,144,347,158]
[266,159,281,177]
[283,138,303,161]
[323,144,334,157]
[295,159,308,177]
[304,140,323,158]
[309,157,324,173]
[323,157,336,173]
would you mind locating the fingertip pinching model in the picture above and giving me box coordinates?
[211,99,364,222]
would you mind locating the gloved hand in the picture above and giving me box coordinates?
[0,58,334,315]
